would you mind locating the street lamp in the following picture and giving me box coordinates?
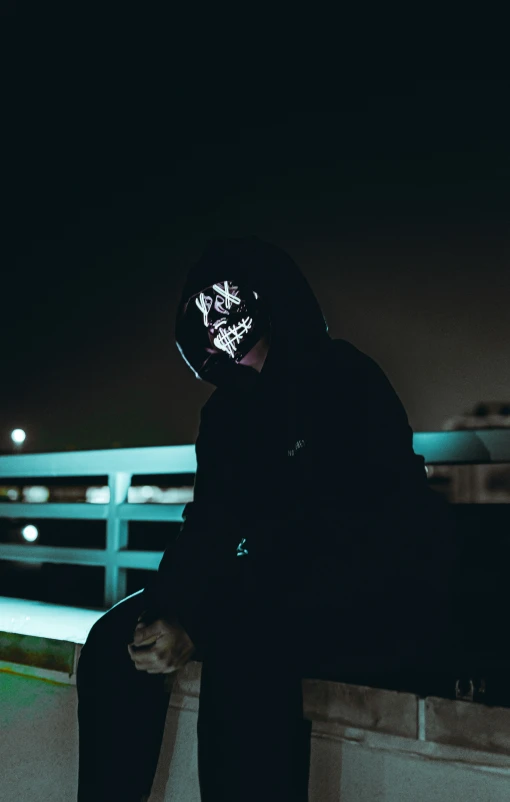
[22,525,39,542]
[11,429,26,451]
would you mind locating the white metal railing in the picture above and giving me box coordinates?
[0,430,509,608]
[0,446,195,607]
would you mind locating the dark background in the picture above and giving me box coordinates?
[2,14,509,453]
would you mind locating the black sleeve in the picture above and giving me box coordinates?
[299,346,456,625]
[142,395,239,644]
[311,347,430,538]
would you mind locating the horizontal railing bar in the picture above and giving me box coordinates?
[413,430,510,465]
[0,430,507,610]
[0,544,164,570]
[0,445,197,478]
[0,544,108,565]
[0,504,109,520]
[0,433,508,481]
[0,503,186,522]
[116,550,164,570]
[118,503,185,522]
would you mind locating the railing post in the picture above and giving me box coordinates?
[105,471,131,608]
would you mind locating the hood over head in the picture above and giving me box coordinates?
[175,237,330,389]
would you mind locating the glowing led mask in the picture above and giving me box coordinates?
[191,280,262,362]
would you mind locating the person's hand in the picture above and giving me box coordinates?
[127,615,195,674]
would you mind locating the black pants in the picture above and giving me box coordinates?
[76,560,450,802]
[76,589,313,799]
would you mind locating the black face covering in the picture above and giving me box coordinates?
[187,279,270,367]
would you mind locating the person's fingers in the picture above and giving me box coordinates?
[128,643,161,669]
[129,636,181,669]
[133,622,163,645]
[133,632,160,647]
[133,652,174,673]
[128,630,193,673]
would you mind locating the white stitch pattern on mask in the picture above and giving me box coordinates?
[287,439,306,457]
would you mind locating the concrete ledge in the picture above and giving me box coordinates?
[426,696,510,756]
[2,597,510,764]
[309,720,510,776]
[0,596,103,644]
[3,618,510,801]
[0,631,76,675]
[301,678,418,739]
[167,661,510,762]
[168,664,418,738]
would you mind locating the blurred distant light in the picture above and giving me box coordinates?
[127,485,194,504]
[21,525,39,542]
[6,488,19,501]
[11,429,26,444]
[86,486,110,504]
[23,486,50,503]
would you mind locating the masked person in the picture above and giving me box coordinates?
[76,238,458,802]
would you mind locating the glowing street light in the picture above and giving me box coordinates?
[22,525,39,542]
[11,429,26,449]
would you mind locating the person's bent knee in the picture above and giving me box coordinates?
[77,592,145,681]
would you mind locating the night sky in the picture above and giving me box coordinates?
[2,25,509,454]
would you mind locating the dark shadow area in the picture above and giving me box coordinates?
[128,522,181,552]
[0,561,105,608]
[0,518,106,548]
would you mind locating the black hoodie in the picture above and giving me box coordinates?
[143,238,456,663]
